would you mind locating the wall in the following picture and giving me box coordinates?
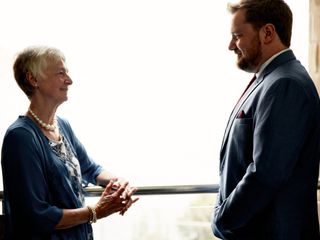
[310,0,320,223]
[310,0,320,92]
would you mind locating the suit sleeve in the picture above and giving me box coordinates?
[213,78,316,237]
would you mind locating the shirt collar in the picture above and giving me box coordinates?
[255,48,290,78]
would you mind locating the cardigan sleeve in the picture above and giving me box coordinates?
[1,126,63,237]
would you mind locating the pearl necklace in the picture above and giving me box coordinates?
[28,108,57,131]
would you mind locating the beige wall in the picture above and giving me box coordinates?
[310,0,320,223]
[310,0,320,93]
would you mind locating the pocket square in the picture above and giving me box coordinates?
[237,110,246,118]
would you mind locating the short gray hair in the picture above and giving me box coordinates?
[13,45,66,98]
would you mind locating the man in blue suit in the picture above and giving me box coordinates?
[212,0,320,239]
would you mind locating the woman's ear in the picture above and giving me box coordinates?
[26,72,38,88]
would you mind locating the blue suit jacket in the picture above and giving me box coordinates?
[212,50,320,240]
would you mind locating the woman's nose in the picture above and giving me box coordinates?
[65,74,73,85]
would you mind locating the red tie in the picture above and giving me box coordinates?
[236,75,256,105]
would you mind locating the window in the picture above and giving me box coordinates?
[0,0,309,188]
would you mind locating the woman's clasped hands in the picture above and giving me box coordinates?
[94,179,139,220]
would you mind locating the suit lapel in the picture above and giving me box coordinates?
[219,49,296,159]
[220,77,262,154]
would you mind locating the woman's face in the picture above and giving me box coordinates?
[37,59,73,104]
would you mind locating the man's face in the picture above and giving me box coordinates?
[229,9,262,73]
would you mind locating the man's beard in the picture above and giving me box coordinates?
[236,36,262,73]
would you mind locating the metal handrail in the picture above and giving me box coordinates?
[0,184,219,200]
[84,182,320,196]
[0,182,319,199]
[84,184,220,197]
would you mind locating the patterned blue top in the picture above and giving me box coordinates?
[49,135,85,205]
[1,116,103,240]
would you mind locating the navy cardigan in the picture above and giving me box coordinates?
[1,116,103,239]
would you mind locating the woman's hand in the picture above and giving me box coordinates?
[111,177,139,215]
[95,180,139,219]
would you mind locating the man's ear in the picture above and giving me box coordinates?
[261,23,276,44]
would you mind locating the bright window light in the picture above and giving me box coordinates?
[0,0,309,187]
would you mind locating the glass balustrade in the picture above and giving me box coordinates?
[86,192,218,240]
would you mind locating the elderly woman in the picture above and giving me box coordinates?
[1,45,138,239]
